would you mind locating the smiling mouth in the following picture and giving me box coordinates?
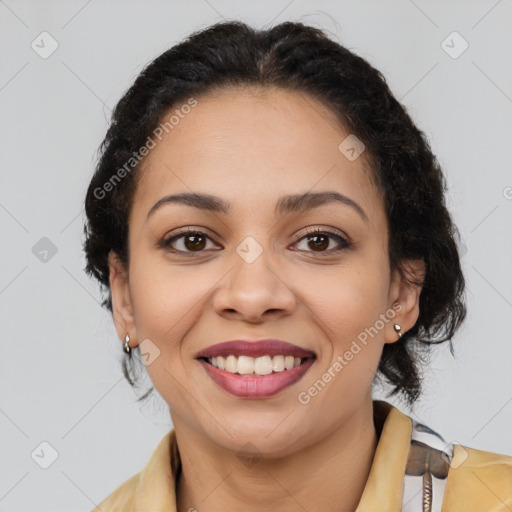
[198,354,316,376]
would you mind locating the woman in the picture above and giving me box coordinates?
[83,20,512,512]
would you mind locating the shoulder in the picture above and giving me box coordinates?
[443,443,512,509]
[91,471,140,511]
[90,428,178,511]
[386,402,512,511]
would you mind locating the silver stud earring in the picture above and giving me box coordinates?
[123,334,131,354]
[393,324,402,340]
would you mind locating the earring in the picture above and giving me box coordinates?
[393,324,402,340]
[123,334,131,355]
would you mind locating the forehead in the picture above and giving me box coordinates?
[131,86,383,223]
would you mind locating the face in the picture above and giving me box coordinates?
[109,86,423,457]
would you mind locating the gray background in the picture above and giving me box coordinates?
[1,0,511,510]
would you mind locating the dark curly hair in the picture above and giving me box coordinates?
[82,20,466,408]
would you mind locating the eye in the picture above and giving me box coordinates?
[159,226,352,256]
[292,227,351,255]
[159,228,219,254]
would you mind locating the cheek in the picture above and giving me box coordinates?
[128,251,202,336]
[299,259,390,345]
[127,261,200,411]
[296,268,389,411]
[127,254,219,385]
[130,277,175,338]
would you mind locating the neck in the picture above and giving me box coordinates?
[175,399,379,512]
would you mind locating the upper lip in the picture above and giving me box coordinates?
[196,339,316,359]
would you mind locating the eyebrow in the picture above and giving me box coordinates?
[146,191,368,223]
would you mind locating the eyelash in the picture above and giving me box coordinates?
[159,227,352,257]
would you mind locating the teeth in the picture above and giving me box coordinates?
[225,355,237,373]
[238,355,255,375]
[208,354,307,375]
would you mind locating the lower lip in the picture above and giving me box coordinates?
[198,358,316,398]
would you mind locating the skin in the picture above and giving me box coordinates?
[108,86,425,512]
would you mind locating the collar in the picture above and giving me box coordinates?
[133,400,413,511]
[98,400,512,511]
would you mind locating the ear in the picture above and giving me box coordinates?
[386,258,425,344]
[108,250,137,349]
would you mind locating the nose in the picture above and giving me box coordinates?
[212,250,297,323]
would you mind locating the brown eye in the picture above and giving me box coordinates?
[181,233,207,251]
[306,233,329,251]
[159,227,351,257]
[293,228,351,255]
[160,229,217,254]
